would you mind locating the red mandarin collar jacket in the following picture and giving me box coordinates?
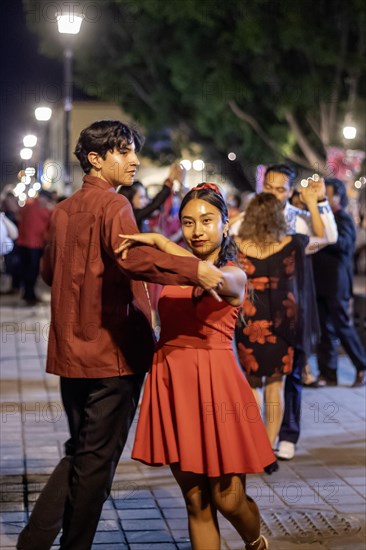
[41,175,199,378]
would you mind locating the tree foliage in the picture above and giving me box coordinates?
[23,0,366,188]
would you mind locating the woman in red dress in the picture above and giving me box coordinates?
[116,184,273,550]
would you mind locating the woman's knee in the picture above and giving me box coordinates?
[211,476,246,517]
[170,466,214,519]
[182,488,213,520]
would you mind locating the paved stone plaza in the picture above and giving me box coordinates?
[0,292,365,549]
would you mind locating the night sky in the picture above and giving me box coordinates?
[0,0,63,189]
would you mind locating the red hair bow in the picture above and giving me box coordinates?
[191,182,222,195]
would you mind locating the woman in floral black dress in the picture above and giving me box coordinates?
[235,193,308,447]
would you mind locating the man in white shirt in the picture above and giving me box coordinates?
[263,164,337,248]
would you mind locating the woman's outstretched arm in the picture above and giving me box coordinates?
[115,232,194,258]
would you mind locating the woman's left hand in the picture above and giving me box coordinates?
[114,232,161,259]
[114,237,135,259]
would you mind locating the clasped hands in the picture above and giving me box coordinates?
[299,174,326,207]
[114,233,224,302]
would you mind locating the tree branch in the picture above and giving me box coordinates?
[319,101,330,145]
[228,100,277,150]
[285,111,326,171]
[228,100,312,169]
[125,74,157,111]
[306,115,322,141]
[328,12,349,138]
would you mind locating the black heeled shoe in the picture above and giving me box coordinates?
[264,459,279,475]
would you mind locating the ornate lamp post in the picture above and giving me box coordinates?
[56,10,84,194]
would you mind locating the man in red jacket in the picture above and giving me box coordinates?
[17,120,223,550]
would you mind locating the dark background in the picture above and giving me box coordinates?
[0,0,62,187]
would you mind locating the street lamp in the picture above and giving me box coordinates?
[342,77,357,141]
[35,107,52,182]
[342,121,357,140]
[20,148,33,160]
[23,135,37,148]
[56,10,84,194]
[192,160,205,171]
[35,107,52,122]
[180,160,192,171]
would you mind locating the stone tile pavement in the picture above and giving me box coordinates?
[0,291,365,549]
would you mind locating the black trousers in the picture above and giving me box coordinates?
[17,374,143,550]
[316,295,366,381]
[18,246,43,301]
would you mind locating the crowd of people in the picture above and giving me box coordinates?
[0,119,364,550]
[0,189,55,303]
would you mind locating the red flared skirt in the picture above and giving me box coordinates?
[132,343,275,477]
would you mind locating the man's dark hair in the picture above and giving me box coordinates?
[325,178,348,208]
[74,120,144,173]
[264,164,297,188]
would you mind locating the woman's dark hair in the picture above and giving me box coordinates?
[118,181,144,204]
[74,120,144,173]
[178,183,237,268]
[265,164,297,188]
[325,178,348,208]
[238,192,287,242]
